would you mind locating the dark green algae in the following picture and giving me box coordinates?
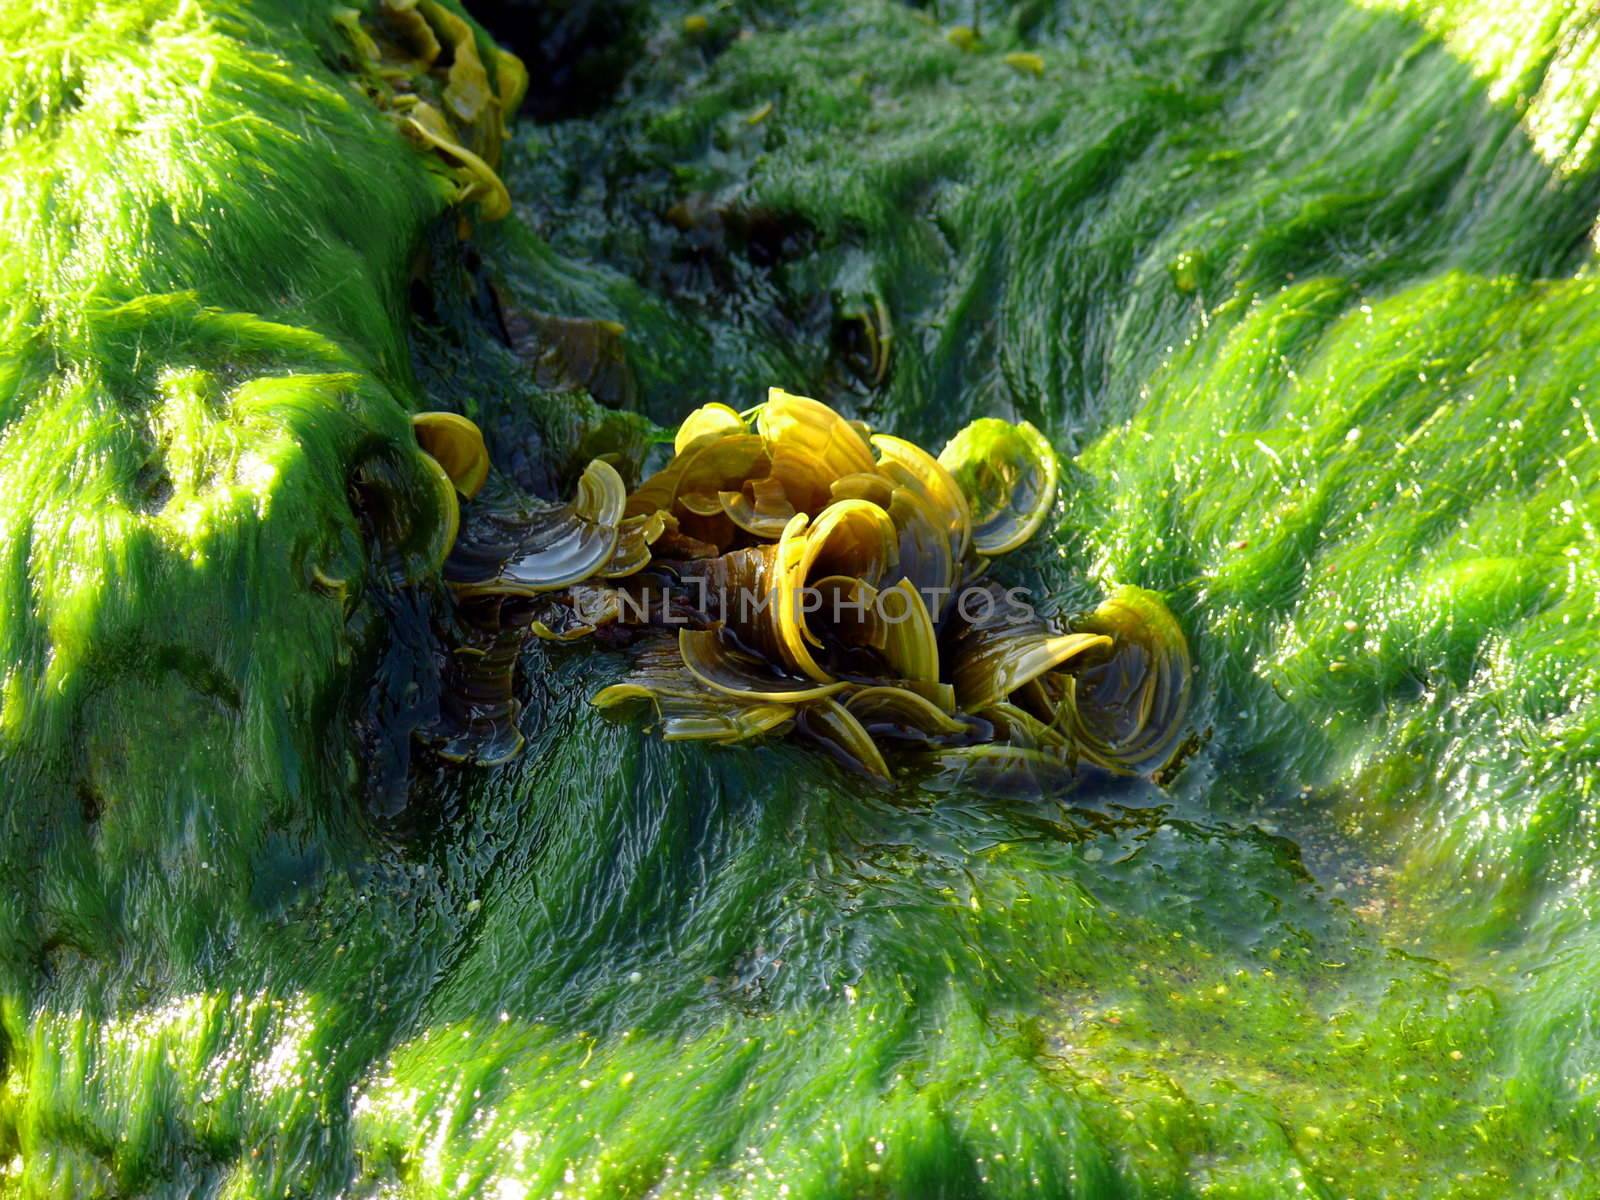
[3,0,1600,1195]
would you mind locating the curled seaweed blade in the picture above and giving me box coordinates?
[402,101,511,220]
[653,524,722,560]
[493,48,529,125]
[765,443,845,515]
[797,698,891,779]
[878,578,940,683]
[625,463,685,522]
[594,636,795,743]
[660,704,794,743]
[626,433,768,519]
[420,0,494,129]
[432,650,526,766]
[757,387,876,508]
[759,388,876,474]
[529,578,672,640]
[380,0,442,63]
[350,447,463,581]
[678,433,768,496]
[429,679,525,764]
[720,474,797,539]
[422,598,528,767]
[884,487,955,619]
[333,8,383,64]
[954,628,1109,713]
[767,511,823,674]
[809,574,887,653]
[872,433,973,564]
[576,457,628,522]
[677,535,791,656]
[949,582,1111,710]
[419,451,462,568]
[897,679,959,713]
[601,511,668,578]
[978,701,1071,752]
[530,583,624,641]
[798,498,898,587]
[680,628,849,702]
[1057,586,1192,776]
[830,471,895,508]
[845,686,974,743]
[1012,674,1069,727]
[937,418,1058,556]
[776,502,897,681]
[413,411,489,498]
[678,489,725,517]
[675,402,748,454]
[674,509,740,553]
[447,458,626,595]
[836,296,893,387]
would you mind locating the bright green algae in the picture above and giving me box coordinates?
[5,0,1600,1197]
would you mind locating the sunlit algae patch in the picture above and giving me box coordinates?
[2,0,1600,1197]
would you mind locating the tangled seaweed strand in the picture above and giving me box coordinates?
[412,390,1191,793]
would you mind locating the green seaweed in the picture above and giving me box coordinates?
[4,0,1600,1197]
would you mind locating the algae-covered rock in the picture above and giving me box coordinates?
[0,0,451,970]
[4,0,1600,1197]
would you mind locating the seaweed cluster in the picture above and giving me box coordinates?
[412,390,1190,791]
[335,0,527,220]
